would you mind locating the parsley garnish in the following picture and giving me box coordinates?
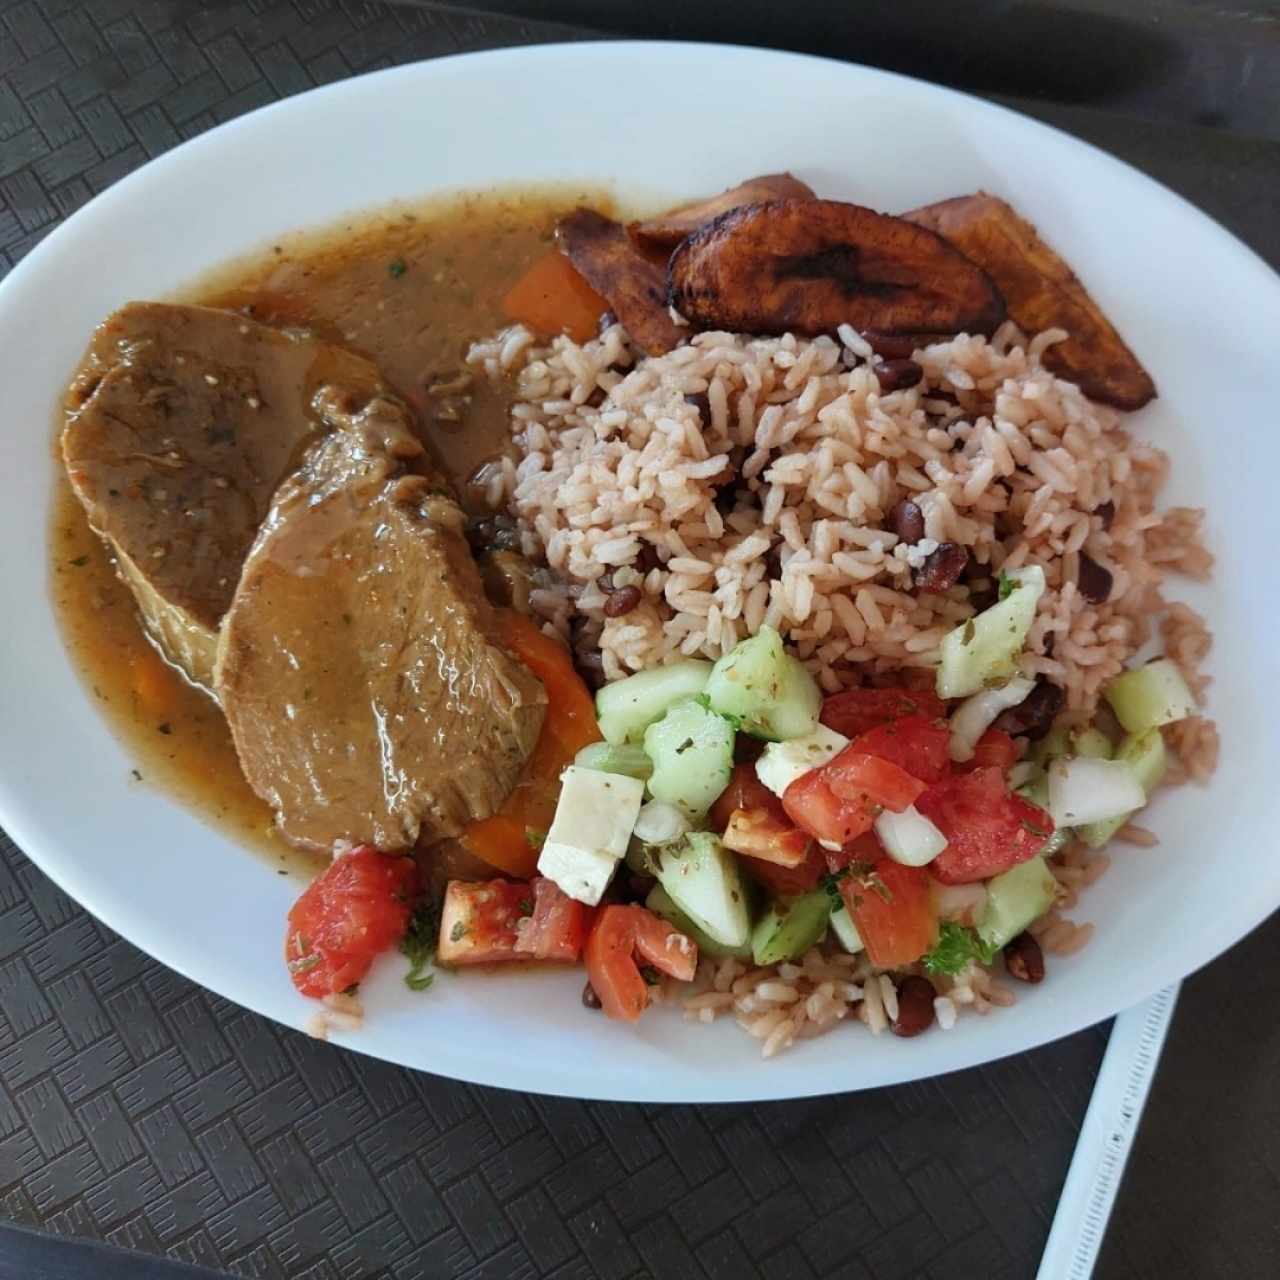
[450,920,468,944]
[922,922,999,977]
[526,828,547,851]
[518,898,534,917]
[388,258,407,278]
[401,897,441,991]
[997,572,1017,601]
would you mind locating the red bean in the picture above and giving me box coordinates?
[1077,553,1113,604]
[1004,932,1045,983]
[889,498,925,544]
[603,585,642,617]
[684,391,711,424]
[915,542,969,593]
[993,679,1065,741]
[891,976,937,1037]
[859,331,916,360]
[873,358,924,392]
[634,545,661,574]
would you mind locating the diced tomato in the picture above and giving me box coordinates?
[722,808,812,868]
[463,613,602,878]
[839,859,938,969]
[584,906,698,1022]
[739,841,827,897]
[285,847,418,998]
[709,761,787,831]
[957,728,1021,774]
[437,879,531,965]
[820,686,946,738]
[782,769,877,847]
[851,715,951,785]
[514,877,592,962]
[822,748,925,813]
[823,831,885,873]
[916,766,1055,884]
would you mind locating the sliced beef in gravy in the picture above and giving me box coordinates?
[61,302,386,688]
[214,392,548,854]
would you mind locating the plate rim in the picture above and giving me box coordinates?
[4,39,1279,1101]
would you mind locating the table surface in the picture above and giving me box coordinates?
[1,3,1278,1279]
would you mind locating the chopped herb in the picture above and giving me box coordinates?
[962,619,977,645]
[401,898,440,991]
[922,921,999,977]
[130,768,143,782]
[997,571,1017,601]
[157,722,173,735]
[518,897,535,917]
[449,920,468,944]
[675,737,695,754]
[526,828,547,850]
[69,555,89,567]
[640,965,661,986]
[388,258,408,278]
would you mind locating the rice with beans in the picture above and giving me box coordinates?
[469,318,1216,1054]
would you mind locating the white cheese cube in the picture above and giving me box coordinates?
[537,765,645,905]
[755,725,849,799]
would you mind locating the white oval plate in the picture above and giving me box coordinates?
[2,43,1277,1102]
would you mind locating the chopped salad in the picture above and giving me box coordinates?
[286,571,1198,1037]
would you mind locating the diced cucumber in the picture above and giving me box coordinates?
[1046,756,1144,827]
[1078,728,1168,848]
[574,741,654,781]
[1030,724,1071,767]
[656,832,751,948]
[1015,769,1071,857]
[705,626,821,741]
[977,855,1057,951]
[595,659,713,745]
[646,883,751,959]
[936,564,1046,699]
[1104,658,1197,734]
[829,903,864,954]
[643,699,735,819]
[750,892,831,965]
[1070,727,1112,760]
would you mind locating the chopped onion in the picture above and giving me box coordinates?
[1007,760,1038,791]
[1046,756,1145,827]
[631,800,690,846]
[948,675,1035,762]
[874,804,948,867]
[933,882,988,927]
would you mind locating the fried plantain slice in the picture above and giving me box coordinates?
[630,173,816,252]
[667,199,1005,339]
[904,193,1155,409]
[556,208,685,356]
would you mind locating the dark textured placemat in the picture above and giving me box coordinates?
[1,3,1278,1279]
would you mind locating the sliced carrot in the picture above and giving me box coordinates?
[462,612,602,877]
[502,251,608,343]
[130,646,180,716]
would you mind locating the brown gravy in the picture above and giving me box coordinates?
[50,185,610,873]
